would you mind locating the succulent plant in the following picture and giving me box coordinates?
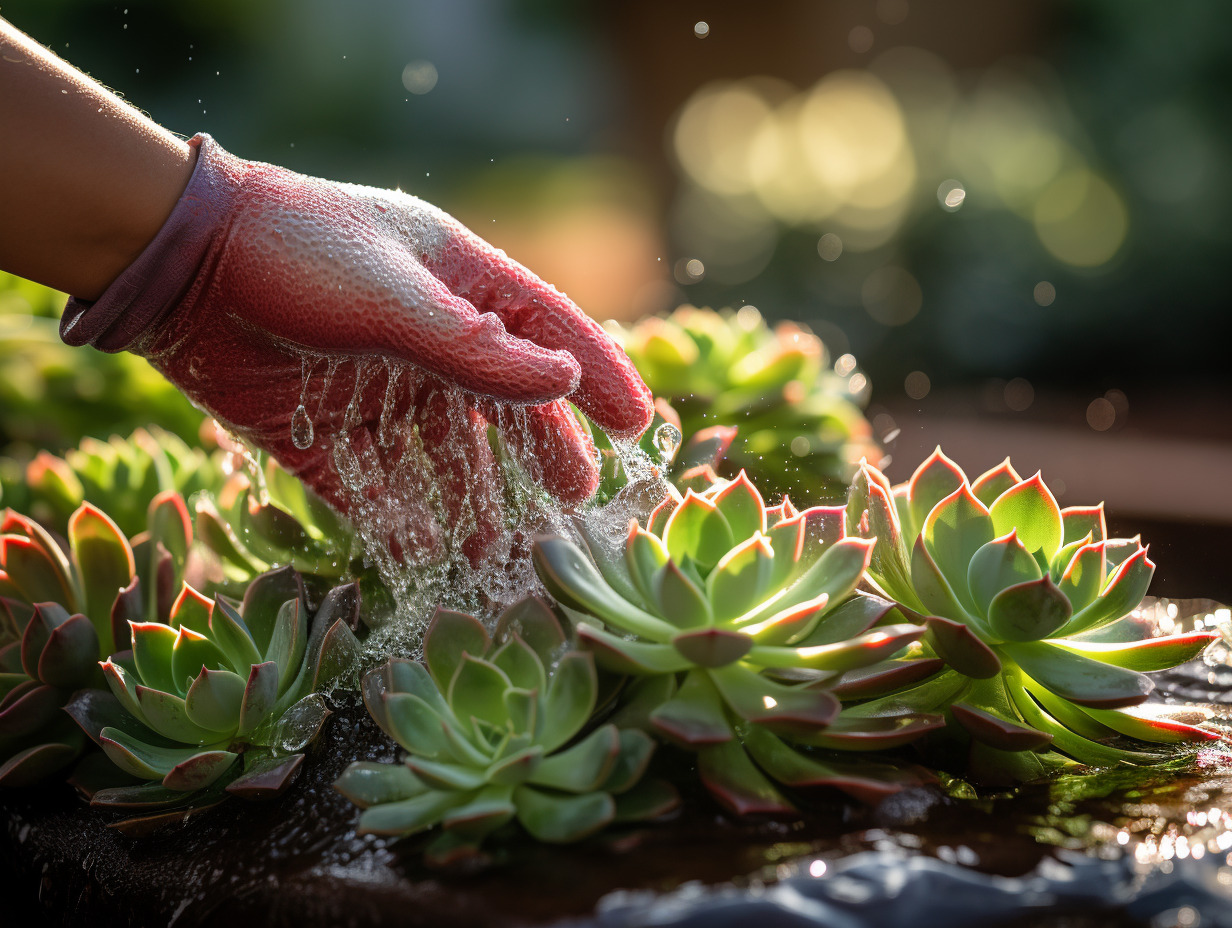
[612,305,882,505]
[844,450,1222,781]
[532,472,942,814]
[0,427,224,539]
[196,453,357,584]
[67,566,362,810]
[336,598,676,863]
[1,504,138,785]
[576,397,737,504]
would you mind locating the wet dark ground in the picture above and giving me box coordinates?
[3,598,1231,928]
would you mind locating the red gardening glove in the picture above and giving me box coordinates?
[61,135,652,563]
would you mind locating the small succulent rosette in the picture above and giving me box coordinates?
[845,450,1222,781]
[1,502,147,786]
[196,452,357,584]
[67,566,361,813]
[336,598,676,864]
[533,471,941,815]
[612,305,881,505]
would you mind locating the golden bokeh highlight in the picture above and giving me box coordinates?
[1033,170,1129,268]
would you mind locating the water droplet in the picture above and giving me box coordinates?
[291,404,314,450]
[652,422,682,463]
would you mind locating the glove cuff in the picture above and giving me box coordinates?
[59,133,247,352]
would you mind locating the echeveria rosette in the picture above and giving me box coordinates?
[612,305,882,505]
[335,598,675,864]
[0,503,139,786]
[68,566,362,809]
[845,449,1221,781]
[533,471,941,815]
[196,453,357,585]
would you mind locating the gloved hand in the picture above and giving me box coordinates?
[61,134,653,562]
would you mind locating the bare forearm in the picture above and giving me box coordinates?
[0,18,193,299]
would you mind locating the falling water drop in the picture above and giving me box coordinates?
[291,404,314,450]
[652,422,682,463]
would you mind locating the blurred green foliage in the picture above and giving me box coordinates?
[0,272,206,461]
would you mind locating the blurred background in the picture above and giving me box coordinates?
[2,0,1230,596]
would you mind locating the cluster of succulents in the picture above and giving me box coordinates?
[612,305,882,506]
[336,598,677,863]
[533,471,946,813]
[0,426,224,538]
[1,295,1224,861]
[1,481,361,814]
[844,450,1221,782]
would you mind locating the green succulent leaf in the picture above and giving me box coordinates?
[710,471,767,540]
[985,575,1072,643]
[424,608,491,691]
[707,534,776,622]
[407,757,491,792]
[440,784,518,838]
[1057,541,1106,614]
[208,598,263,675]
[171,626,229,690]
[99,725,232,782]
[910,536,972,623]
[513,785,614,843]
[236,660,280,736]
[967,531,1042,617]
[970,459,1022,509]
[988,474,1063,564]
[907,448,966,539]
[529,725,620,793]
[654,560,713,629]
[183,667,246,733]
[533,537,677,642]
[950,703,1053,752]
[697,739,795,816]
[448,654,512,733]
[1061,504,1107,546]
[170,585,214,636]
[67,503,134,655]
[130,622,179,695]
[920,484,994,615]
[925,616,1002,679]
[649,669,733,745]
[1000,640,1153,709]
[599,729,656,794]
[575,622,693,675]
[1047,632,1216,672]
[383,692,452,758]
[709,663,840,734]
[334,761,426,808]
[1063,546,1154,636]
[357,790,469,837]
[662,490,734,571]
[538,651,598,753]
[671,627,754,668]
